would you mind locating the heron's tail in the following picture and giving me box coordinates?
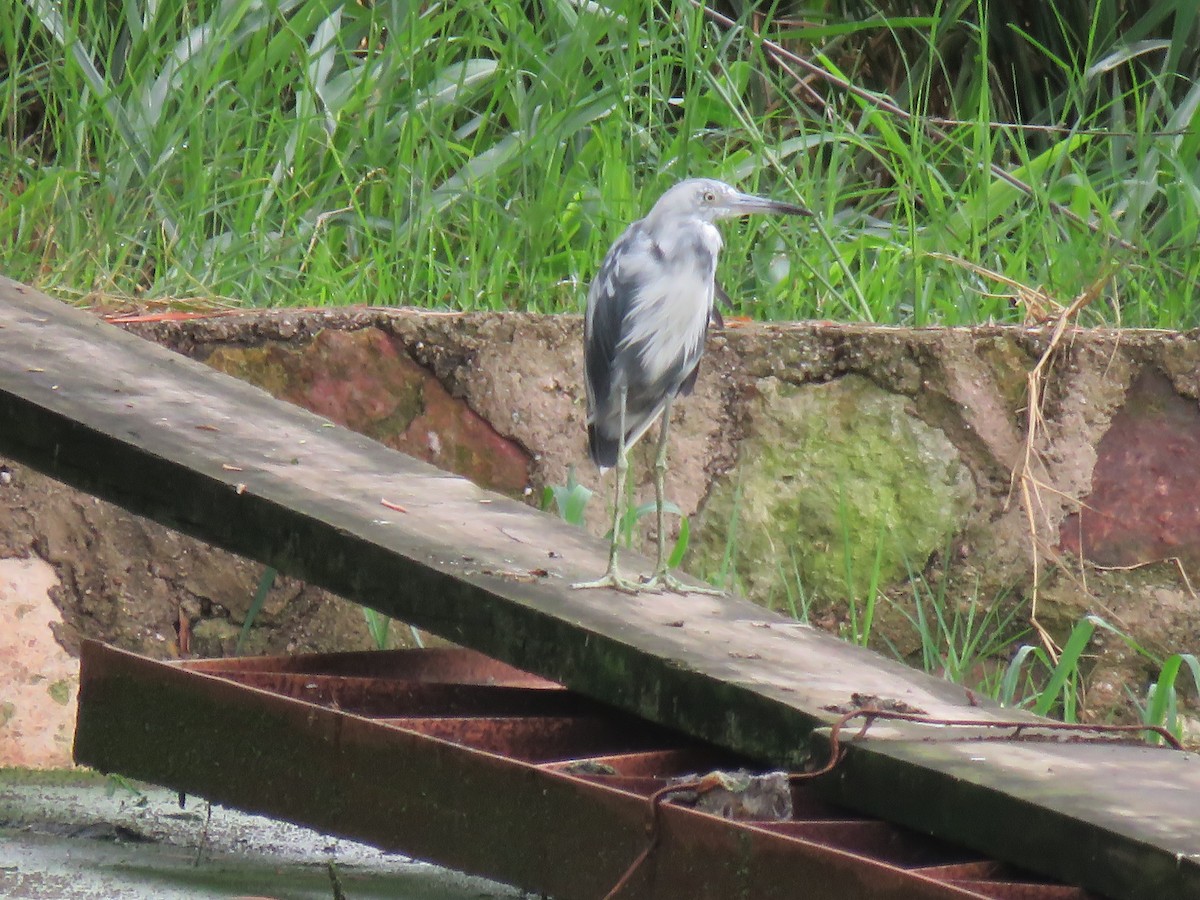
[587,423,619,469]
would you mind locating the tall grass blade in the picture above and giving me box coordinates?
[236,566,277,655]
[1033,617,1095,717]
[999,644,1040,707]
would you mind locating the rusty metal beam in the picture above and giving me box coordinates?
[76,643,1090,900]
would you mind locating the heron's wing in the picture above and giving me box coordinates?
[583,233,636,467]
[583,229,637,420]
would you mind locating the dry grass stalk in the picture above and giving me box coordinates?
[1014,275,1111,659]
[927,252,1111,660]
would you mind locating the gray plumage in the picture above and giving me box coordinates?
[574,177,809,593]
[584,178,809,468]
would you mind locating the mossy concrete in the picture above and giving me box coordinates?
[693,374,976,608]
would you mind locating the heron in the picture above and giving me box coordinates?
[572,178,811,593]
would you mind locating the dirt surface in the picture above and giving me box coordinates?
[0,768,519,899]
[4,308,1200,755]
[0,460,404,661]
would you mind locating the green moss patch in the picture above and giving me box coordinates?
[696,375,976,608]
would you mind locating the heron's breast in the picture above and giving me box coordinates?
[619,266,713,386]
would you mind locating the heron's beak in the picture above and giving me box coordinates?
[730,192,813,218]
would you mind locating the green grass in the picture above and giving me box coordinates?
[3,0,1199,324]
[235,565,277,656]
[855,570,1197,744]
[985,615,1200,745]
[362,607,391,651]
[888,564,1027,694]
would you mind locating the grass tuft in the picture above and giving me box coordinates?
[2,1,1198,323]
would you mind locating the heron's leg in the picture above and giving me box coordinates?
[572,388,645,593]
[651,397,673,575]
[643,399,725,596]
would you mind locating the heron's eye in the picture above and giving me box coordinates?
[702,191,716,203]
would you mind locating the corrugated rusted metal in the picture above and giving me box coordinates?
[75,643,1093,900]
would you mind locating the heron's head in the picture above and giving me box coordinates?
[647,178,811,225]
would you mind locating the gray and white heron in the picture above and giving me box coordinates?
[573,178,810,593]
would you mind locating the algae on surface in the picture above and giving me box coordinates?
[696,375,976,610]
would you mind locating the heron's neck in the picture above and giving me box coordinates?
[646,216,723,262]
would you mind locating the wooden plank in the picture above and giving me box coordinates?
[1,276,1198,900]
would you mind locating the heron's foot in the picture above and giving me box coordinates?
[642,569,725,595]
[572,568,658,594]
